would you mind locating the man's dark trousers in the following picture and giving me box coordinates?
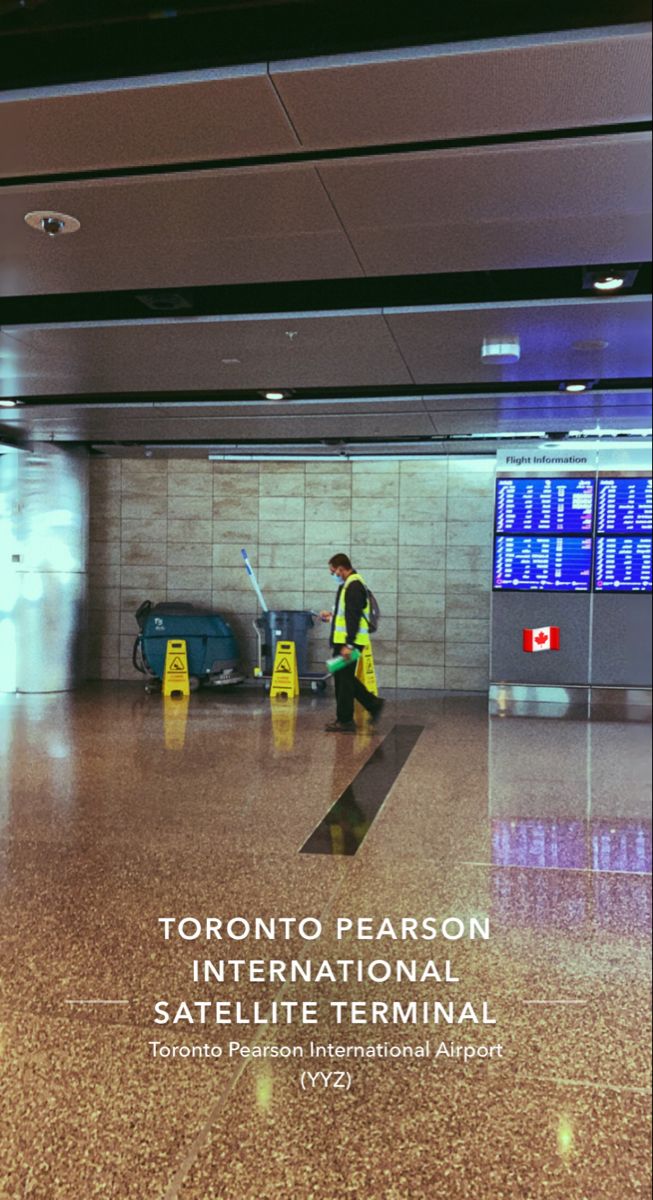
[333,647,379,723]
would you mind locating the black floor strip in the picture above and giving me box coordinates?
[301,724,424,856]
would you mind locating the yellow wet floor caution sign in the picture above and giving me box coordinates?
[163,639,190,697]
[269,640,300,698]
[356,643,379,696]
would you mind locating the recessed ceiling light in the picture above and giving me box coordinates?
[563,382,588,393]
[0,400,17,408]
[481,337,520,364]
[571,339,609,352]
[582,266,638,292]
[24,210,81,236]
[593,274,625,292]
[261,390,290,401]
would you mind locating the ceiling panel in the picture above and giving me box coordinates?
[0,165,363,297]
[384,297,652,382]
[319,134,652,274]
[272,27,652,149]
[2,312,413,395]
[0,66,301,179]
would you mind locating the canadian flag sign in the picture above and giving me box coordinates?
[523,626,560,653]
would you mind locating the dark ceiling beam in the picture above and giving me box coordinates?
[0,0,650,90]
[1,264,650,327]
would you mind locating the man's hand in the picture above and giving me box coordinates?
[319,610,333,622]
[340,645,353,660]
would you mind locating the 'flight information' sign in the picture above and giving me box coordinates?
[494,536,593,591]
[597,478,652,535]
[595,537,652,592]
[495,477,595,534]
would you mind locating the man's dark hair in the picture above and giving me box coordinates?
[329,553,353,570]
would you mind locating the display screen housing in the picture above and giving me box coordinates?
[493,535,593,592]
[495,477,595,534]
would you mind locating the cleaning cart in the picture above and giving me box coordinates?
[241,549,328,693]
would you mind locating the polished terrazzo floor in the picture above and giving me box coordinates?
[0,683,650,1200]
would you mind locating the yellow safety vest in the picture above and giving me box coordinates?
[333,572,371,646]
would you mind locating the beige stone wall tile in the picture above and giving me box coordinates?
[399,462,447,497]
[121,462,168,495]
[88,541,121,566]
[444,592,490,620]
[166,543,212,568]
[263,590,305,610]
[446,521,492,548]
[352,473,400,499]
[257,544,304,568]
[305,469,351,497]
[212,496,259,521]
[257,470,305,497]
[122,541,167,567]
[120,566,165,590]
[352,545,398,569]
[167,588,212,609]
[445,617,489,643]
[399,496,446,521]
[90,517,121,542]
[375,665,398,689]
[351,520,398,546]
[122,494,168,520]
[211,565,252,589]
[88,585,120,611]
[259,497,304,522]
[212,543,251,567]
[398,522,446,546]
[397,641,445,666]
[397,665,445,689]
[397,593,445,619]
[88,561,121,588]
[445,644,490,669]
[167,495,213,521]
[398,545,445,570]
[212,519,260,542]
[213,472,260,497]
[397,569,445,594]
[167,518,213,543]
[120,517,166,543]
[445,666,489,690]
[305,497,351,522]
[398,616,445,641]
[305,520,351,545]
[168,471,213,498]
[167,566,212,592]
[213,589,258,615]
[258,520,304,545]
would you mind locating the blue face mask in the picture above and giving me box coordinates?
[331,573,342,586]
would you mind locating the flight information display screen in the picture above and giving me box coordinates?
[596,477,652,535]
[495,477,595,534]
[493,535,593,591]
[594,536,652,592]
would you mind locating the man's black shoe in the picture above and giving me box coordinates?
[325,720,356,733]
[368,698,385,724]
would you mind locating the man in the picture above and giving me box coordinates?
[320,553,384,733]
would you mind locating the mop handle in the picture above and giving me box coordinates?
[241,549,269,613]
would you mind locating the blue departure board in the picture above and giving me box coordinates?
[594,536,652,592]
[493,536,592,591]
[596,477,652,535]
[495,477,595,534]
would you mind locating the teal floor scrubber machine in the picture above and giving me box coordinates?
[133,601,244,692]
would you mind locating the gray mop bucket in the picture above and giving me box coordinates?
[255,610,314,677]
